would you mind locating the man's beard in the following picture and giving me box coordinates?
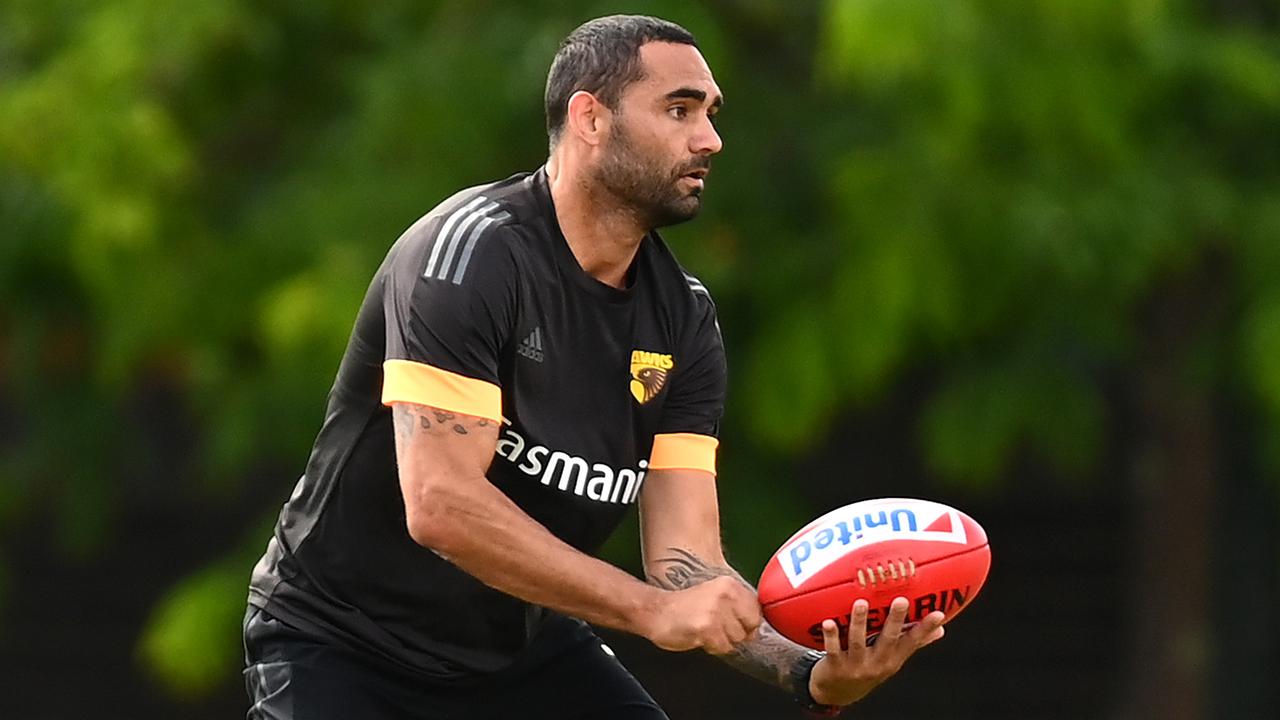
[593,121,708,230]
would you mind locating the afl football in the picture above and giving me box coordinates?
[757,498,991,649]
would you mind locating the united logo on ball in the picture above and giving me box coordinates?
[757,498,991,649]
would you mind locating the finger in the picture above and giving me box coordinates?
[820,618,842,656]
[919,624,945,648]
[923,611,945,633]
[738,601,763,635]
[905,610,944,641]
[880,596,910,642]
[894,612,945,657]
[729,603,760,644]
[921,611,947,643]
[706,631,734,656]
[847,600,869,652]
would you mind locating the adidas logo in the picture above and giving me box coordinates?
[517,327,545,363]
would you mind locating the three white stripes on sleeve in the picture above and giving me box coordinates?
[423,196,511,284]
[422,197,711,300]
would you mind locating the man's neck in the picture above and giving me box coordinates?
[546,157,647,290]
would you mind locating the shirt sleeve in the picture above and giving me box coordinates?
[650,288,727,474]
[380,215,516,422]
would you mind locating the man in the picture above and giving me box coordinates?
[245,14,945,719]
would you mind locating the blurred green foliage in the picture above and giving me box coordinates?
[137,554,250,695]
[1,0,1277,700]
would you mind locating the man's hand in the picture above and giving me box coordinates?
[641,576,762,655]
[808,597,946,707]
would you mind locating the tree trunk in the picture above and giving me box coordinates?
[1116,256,1226,720]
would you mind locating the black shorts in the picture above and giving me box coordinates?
[243,607,668,720]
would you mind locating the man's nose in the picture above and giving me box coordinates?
[691,116,722,155]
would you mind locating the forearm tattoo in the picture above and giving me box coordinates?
[649,548,735,587]
[648,547,809,690]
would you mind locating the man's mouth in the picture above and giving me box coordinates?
[680,167,709,189]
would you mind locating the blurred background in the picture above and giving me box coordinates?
[2,0,1278,718]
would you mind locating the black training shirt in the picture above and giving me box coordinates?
[248,167,726,678]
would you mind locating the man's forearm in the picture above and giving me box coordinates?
[393,403,661,636]
[646,547,808,690]
[420,478,662,631]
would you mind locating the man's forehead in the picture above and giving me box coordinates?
[634,42,722,102]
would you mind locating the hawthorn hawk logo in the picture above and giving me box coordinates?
[630,349,674,404]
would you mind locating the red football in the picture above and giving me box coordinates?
[757,498,991,649]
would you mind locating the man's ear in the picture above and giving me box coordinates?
[565,90,610,147]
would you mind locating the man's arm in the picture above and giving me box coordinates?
[639,466,809,688]
[644,544,803,688]
[639,467,947,708]
[390,400,758,653]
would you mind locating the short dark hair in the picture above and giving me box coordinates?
[544,15,698,148]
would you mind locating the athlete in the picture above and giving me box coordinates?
[244,14,946,719]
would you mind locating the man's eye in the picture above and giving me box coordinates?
[668,106,688,119]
